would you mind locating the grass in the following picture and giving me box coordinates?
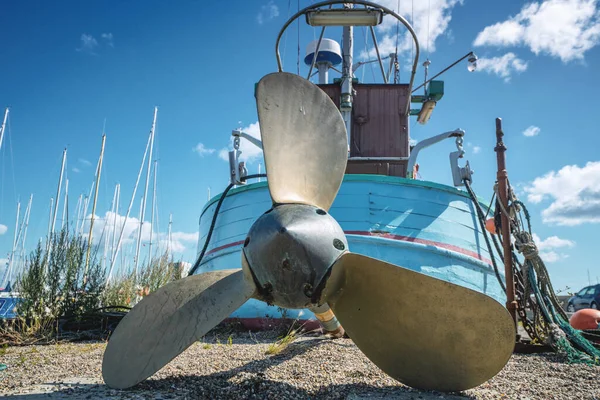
[5,227,184,345]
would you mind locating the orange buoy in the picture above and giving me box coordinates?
[485,218,496,234]
[569,308,600,331]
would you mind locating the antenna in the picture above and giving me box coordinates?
[304,38,342,84]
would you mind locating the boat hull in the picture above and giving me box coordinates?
[195,174,506,322]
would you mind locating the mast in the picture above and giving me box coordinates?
[18,194,33,277]
[2,200,20,289]
[74,194,83,233]
[340,3,354,151]
[134,106,157,276]
[148,160,157,262]
[0,108,8,152]
[111,184,120,262]
[106,122,153,285]
[47,198,54,241]
[61,179,69,229]
[80,196,90,235]
[167,213,172,259]
[84,134,106,283]
[103,184,119,270]
[50,148,67,236]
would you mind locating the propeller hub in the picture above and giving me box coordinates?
[243,204,347,309]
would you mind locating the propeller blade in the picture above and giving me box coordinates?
[255,72,348,211]
[322,252,515,392]
[102,269,256,389]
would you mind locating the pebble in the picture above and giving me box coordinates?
[0,330,598,399]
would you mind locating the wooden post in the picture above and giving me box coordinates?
[494,118,518,330]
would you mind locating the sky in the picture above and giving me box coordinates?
[0,0,599,292]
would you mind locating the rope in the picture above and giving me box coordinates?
[188,174,266,276]
[463,180,506,293]
[485,179,600,363]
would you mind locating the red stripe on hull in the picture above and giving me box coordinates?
[203,231,492,265]
[344,231,493,265]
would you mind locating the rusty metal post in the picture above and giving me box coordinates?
[494,118,518,331]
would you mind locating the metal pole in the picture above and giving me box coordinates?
[51,149,67,235]
[0,108,8,152]
[167,213,172,259]
[47,198,54,240]
[74,194,82,233]
[18,194,33,276]
[494,117,517,330]
[148,160,157,262]
[111,184,120,264]
[134,107,157,276]
[61,179,69,230]
[106,126,152,285]
[84,134,106,284]
[104,184,119,270]
[3,200,20,288]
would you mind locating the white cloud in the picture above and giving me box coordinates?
[474,0,600,63]
[72,167,81,173]
[466,142,481,154]
[219,121,263,164]
[78,211,198,257]
[257,1,279,24]
[0,258,8,267]
[218,148,229,162]
[101,33,114,47]
[524,161,600,225]
[532,233,575,262]
[0,224,7,235]
[532,233,575,251]
[523,125,541,137]
[360,0,463,59]
[78,158,92,166]
[77,34,98,54]
[193,143,216,156]
[475,52,528,82]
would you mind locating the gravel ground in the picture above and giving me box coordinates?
[0,329,599,400]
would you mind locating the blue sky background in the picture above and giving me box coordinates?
[1,0,599,292]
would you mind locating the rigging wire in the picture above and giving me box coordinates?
[394,0,401,83]
[427,0,431,57]
[282,0,292,68]
[297,0,300,75]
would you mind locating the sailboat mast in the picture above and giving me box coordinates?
[106,121,153,285]
[111,184,120,262]
[18,194,33,276]
[84,134,106,283]
[0,108,8,152]
[74,194,82,233]
[167,213,172,259]
[46,197,54,243]
[50,148,67,236]
[2,200,20,288]
[103,184,119,270]
[148,160,157,262]
[134,106,157,276]
[61,179,69,230]
[80,196,90,235]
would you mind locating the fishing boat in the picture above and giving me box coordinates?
[192,0,504,327]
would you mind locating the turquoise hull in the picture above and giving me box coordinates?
[195,175,506,321]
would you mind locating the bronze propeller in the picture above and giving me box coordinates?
[102,72,515,392]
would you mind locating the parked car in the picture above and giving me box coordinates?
[567,284,600,312]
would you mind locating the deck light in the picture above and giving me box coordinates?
[467,53,478,72]
[417,99,436,125]
[306,9,384,26]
